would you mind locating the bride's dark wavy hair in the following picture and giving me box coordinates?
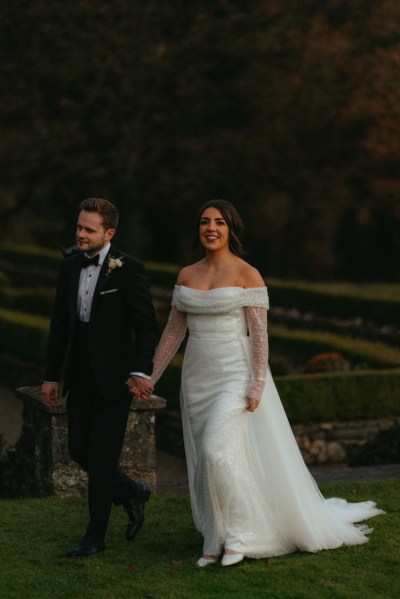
[193,199,244,258]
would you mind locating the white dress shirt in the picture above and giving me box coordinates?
[77,243,110,322]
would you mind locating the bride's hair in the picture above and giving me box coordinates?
[193,199,244,258]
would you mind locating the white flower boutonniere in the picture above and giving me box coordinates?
[106,256,124,276]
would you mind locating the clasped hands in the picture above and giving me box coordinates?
[42,376,154,407]
[126,375,154,399]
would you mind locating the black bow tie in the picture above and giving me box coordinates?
[81,254,100,268]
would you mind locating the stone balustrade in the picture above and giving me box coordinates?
[5,386,166,497]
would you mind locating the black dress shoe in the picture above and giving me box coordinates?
[67,536,105,558]
[123,483,151,541]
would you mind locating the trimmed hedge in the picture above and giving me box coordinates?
[152,317,400,378]
[1,305,398,425]
[2,287,56,317]
[0,272,9,300]
[0,309,49,364]
[267,277,400,327]
[269,325,400,371]
[1,243,400,326]
[155,363,400,423]
[1,309,398,375]
[145,262,180,290]
[0,243,61,270]
[0,243,180,286]
[275,369,400,423]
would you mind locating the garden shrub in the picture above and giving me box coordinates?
[0,309,49,364]
[275,369,400,423]
[0,272,9,301]
[156,363,400,423]
[1,303,398,426]
[1,244,399,326]
[305,352,350,373]
[145,262,180,290]
[269,325,400,371]
[2,288,55,317]
[1,298,399,378]
[267,278,400,327]
[0,242,61,270]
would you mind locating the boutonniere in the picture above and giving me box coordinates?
[106,256,124,276]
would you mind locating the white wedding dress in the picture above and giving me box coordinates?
[151,285,384,558]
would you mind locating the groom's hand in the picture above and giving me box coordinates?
[126,376,154,399]
[42,382,61,406]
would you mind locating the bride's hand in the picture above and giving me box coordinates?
[126,376,154,399]
[246,397,260,412]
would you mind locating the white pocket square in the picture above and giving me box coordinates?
[100,288,118,295]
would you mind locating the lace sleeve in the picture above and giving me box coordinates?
[151,306,187,385]
[245,306,268,401]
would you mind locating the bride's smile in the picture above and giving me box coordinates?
[199,207,229,250]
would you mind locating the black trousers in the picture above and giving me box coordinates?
[67,321,136,541]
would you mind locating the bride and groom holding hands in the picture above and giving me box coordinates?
[42,197,383,566]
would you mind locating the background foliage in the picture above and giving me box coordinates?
[1,245,399,423]
[1,0,400,280]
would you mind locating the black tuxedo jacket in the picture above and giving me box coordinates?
[44,245,159,402]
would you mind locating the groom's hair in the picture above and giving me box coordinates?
[79,197,119,230]
[193,199,244,258]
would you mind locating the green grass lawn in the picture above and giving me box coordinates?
[1,481,398,599]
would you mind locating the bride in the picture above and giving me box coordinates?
[146,199,383,567]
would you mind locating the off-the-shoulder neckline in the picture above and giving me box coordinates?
[174,285,266,292]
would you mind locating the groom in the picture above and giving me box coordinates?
[42,197,158,557]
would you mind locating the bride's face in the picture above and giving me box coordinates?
[199,207,230,251]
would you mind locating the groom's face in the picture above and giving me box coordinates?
[76,210,115,255]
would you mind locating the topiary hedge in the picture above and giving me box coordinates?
[0,243,61,270]
[269,325,400,372]
[1,288,56,317]
[267,278,400,327]
[1,304,398,425]
[275,369,400,423]
[145,262,180,290]
[0,309,49,364]
[1,306,399,379]
[155,363,400,423]
[0,272,9,301]
[1,243,400,326]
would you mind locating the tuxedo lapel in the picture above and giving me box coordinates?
[69,255,83,321]
[90,246,116,320]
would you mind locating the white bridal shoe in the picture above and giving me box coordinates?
[221,552,244,567]
[196,556,218,568]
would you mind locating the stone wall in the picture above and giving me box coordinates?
[293,417,400,465]
[2,386,166,498]
[156,409,400,466]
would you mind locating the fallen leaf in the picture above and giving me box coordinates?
[128,562,138,572]
[171,559,183,566]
